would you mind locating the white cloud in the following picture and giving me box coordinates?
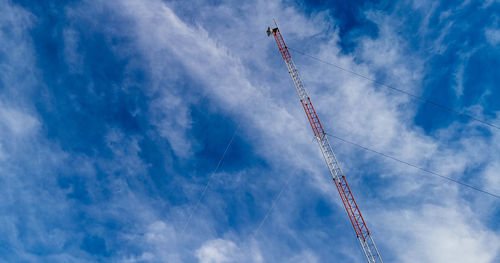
[484,162,500,193]
[0,106,39,136]
[196,239,238,263]
[149,92,194,158]
[485,28,500,46]
[385,204,500,263]
[120,221,183,263]
[195,238,263,263]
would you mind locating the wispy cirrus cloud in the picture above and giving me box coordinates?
[0,0,498,262]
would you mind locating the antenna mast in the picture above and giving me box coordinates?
[267,24,383,263]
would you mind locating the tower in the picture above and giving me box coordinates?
[267,23,383,263]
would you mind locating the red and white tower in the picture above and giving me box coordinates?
[267,23,383,263]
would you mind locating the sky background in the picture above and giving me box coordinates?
[0,0,499,262]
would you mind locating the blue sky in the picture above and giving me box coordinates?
[0,0,499,262]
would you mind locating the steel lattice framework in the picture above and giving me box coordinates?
[267,24,383,263]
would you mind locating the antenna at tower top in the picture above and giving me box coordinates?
[267,19,279,37]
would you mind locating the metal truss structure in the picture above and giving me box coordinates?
[267,23,383,263]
